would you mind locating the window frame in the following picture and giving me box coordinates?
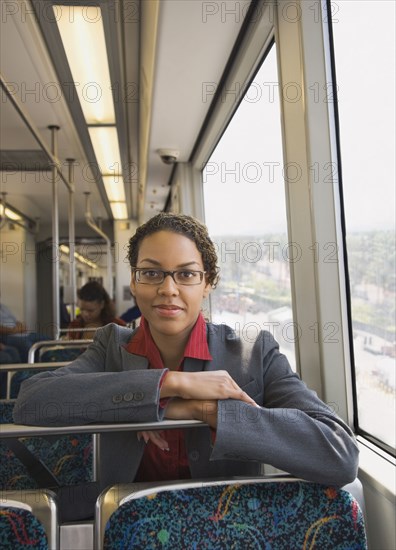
[182,0,351,424]
[325,0,395,456]
[175,0,394,460]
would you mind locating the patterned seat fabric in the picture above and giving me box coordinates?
[0,400,14,423]
[0,401,93,490]
[0,435,93,490]
[0,506,48,549]
[103,482,367,549]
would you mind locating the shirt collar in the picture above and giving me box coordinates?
[126,312,212,368]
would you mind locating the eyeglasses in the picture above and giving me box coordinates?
[133,268,206,286]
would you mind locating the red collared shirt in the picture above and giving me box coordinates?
[125,313,212,482]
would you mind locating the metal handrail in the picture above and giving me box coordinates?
[27,340,93,363]
[0,362,70,371]
[0,362,70,400]
[0,420,206,438]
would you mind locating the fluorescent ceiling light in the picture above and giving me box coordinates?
[103,176,126,202]
[56,4,128,219]
[110,202,128,220]
[88,126,122,175]
[0,204,22,220]
[55,5,115,124]
[59,244,70,254]
[59,244,98,269]
[75,253,98,269]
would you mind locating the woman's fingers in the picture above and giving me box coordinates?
[137,430,169,451]
[234,388,260,407]
[168,370,260,406]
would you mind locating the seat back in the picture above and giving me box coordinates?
[0,400,94,491]
[7,341,91,398]
[0,489,58,549]
[39,345,89,363]
[27,339,92,364]
[96,477,367,550]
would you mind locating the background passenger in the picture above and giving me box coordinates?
[14,213,359,513]
[59,286,71,328]
[0,302,49,362]
[68,281,126,339]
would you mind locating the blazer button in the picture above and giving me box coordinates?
[133,391,144,401]
[123,392,134,402]
[112,394,123,404]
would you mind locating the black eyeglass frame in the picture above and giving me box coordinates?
[132,268,206,286]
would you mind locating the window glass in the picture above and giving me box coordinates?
[203,45,296,370]
[332,1,395,450]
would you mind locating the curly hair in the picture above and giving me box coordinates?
[77,281,115,324]
[127,213,220,287]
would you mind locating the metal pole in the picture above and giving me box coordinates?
[49,125,60,339]
[66,159,77,321]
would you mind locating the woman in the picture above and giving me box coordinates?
[14,213,358,494]
[68,281,125,339]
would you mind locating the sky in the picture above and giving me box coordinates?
[203,1,395,236]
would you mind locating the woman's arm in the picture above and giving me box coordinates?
[13,325,165,426]
[211,333,359,487]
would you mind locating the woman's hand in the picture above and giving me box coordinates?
[138,398,220,450]
[161,370,258,408]
[137,430,169,451]
[165,398,218,429]
[145,372,260,451]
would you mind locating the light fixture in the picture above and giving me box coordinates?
[109,202,128,220]
[60,244,98,269]
[0,204,22,220]
[102,176,126,202]
[55,6,115,124]
[88,127,122,175]
[55,5,128,220]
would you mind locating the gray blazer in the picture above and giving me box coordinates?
[13,323,359,489]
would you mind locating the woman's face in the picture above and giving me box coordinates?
[130,230,211,343]
[79,299,104,324]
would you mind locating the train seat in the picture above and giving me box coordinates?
[95,477,367,549]
[0,489,58,549]
[9,341,90,398]
[0,400,93,491]
[39,345,88,363]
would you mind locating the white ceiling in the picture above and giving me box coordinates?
[0,0,250,236]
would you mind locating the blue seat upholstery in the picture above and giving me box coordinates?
[0,401,93,490]
[0,489,58,549]
[0,506,49,549]
[0,435,93,490]
[0,399,14,423]
[98,479,367,550]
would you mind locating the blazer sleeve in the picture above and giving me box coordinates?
[13,325,167,426]
[211,331,359,487]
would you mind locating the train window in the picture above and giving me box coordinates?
[203,45,296,370]
[332,1,395,452]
